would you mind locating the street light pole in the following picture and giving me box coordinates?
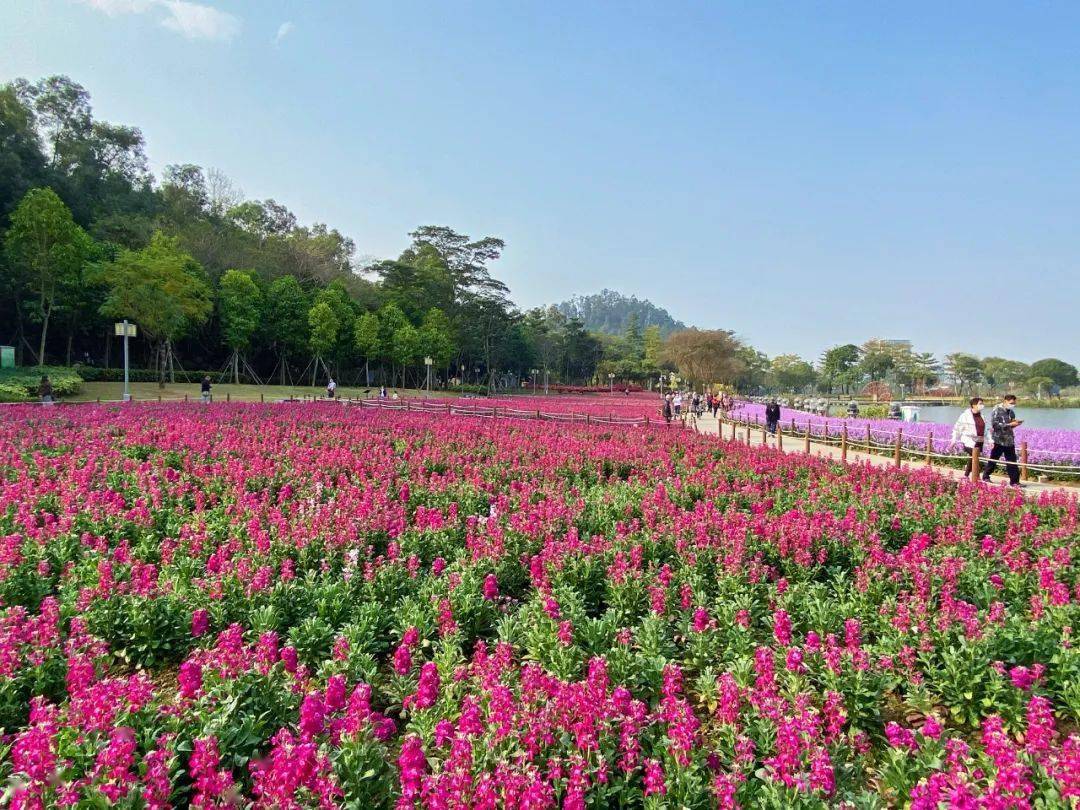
[123,320,130,402]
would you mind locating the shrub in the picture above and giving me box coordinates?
[0,366,83,398]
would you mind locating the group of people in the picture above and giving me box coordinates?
[951,394,1024,486]
[660,390,733,424]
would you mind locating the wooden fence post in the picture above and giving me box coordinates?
[1020,442,1029,482]
[777,427,784,450]
[158,395,162,403]
[447,403,452,416]
[226,393,231,403]
[822,423,829,444]
[804,427,811,454]
[260,393,264,403]
[184,394,188,403]
[841,426,848,462]
[925,433,933,467]
[865,425,872,454]
[894,428,902,468]
[971,445,981,483]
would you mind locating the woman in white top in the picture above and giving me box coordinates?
[951,397,987,478]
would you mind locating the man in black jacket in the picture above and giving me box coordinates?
[983,394,1023,486]
[765,399,781,435]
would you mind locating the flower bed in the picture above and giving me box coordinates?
[0,402,1078,807]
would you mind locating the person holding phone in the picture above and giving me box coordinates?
[984,394,1023,486]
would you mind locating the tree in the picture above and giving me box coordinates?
[376,303,409,386]
[263,275,309,384]
[819,344,861,394]
[981,357,1030,392]
[418,308,454,381]
[945,352,983,395]
[1029,358,1078,390]
[307,301,338,385]
[218,269,262,383]
[642,324,664,380]
[4,188,92,365]
[353,311,380,385]
[663,329,745,388]
[95,232,212,386]
[391,323,420,389]
[770,354,817,393]
[0,84,48,225]
[859,346,895,382]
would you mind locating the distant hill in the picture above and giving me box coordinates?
[554,290,688,336]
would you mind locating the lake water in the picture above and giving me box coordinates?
[900,405,1080,432]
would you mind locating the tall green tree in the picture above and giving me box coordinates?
[262,275,309,385]
[95,232,212,385]
[307,301,338,385]
[945,352,984,395]
[4,187,92,365]
[418,308,454,381]
[353,311,380,386]
[1029,358,1078,389]
[770,354,817,393]
[819,344,861,394]
[391,323,420,389]
[218,269,262,382]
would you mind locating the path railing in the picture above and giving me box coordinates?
[716,410,1080,481]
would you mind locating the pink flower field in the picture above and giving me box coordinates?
[0,402,1078,808]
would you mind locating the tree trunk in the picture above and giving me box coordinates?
[65,315,74,367]
[158,341,167,389]
[312,358,318,388]
[104,331,111,369]
[233,352,239,385]
[37,302,51,368]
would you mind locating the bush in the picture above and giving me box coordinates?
[0,366,83,398]
[0,383,29,403]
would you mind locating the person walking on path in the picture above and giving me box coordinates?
[673,391,683,418]
[326,378,337,399]
[39,376,53,404]
[951,397,987,478]
[662,393,673,425]
[983,394,1023,486]
[200,375,212,404]
[765,399,781,435]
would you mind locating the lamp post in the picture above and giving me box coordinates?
[530,369,538,395]
[114,321,136,402]
[608,372,615,393]
[424,356,433,392]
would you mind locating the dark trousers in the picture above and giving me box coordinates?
[984,444,1020,484]
[766,420,778,435]
[962,443,984,477]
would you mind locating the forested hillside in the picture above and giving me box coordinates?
[554,290,687,336]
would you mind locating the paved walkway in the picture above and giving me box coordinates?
[691,413,1077,498]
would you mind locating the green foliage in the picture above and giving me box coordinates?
[94,232,212,344]
[1029,358,1078,389]
[0,365,83,397]
[217,269,262,352]
[307,301,338,358]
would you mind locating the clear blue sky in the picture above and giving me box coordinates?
[3,1,1078,364]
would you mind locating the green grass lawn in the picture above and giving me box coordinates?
[69,381,456,402]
